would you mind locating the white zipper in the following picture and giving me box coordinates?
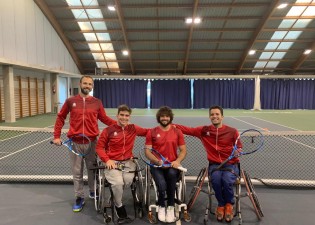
[83,97,85,135]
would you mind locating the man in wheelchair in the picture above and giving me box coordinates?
[145,106,187,223]
[175,105,241,223]
[96,104,148,223]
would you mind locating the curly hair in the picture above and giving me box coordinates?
[156,106,174,123]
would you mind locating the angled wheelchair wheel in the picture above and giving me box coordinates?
[94,164,104,212]
[241,169,264,219]
[133,160,144,218]
[187,167,208,211]
[144,166,152,211]
[180,172,186,203]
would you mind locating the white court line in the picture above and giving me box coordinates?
[280,136,315,150]
[250,116,300,131]
[0,132,32,142]
[0,137,51,160]
[230,117,264,130]
[232,117,314,150]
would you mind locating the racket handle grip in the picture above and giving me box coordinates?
[49,141,53,144]
[216,157,230,170]
[178,166,187,172]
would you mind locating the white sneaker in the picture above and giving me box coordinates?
[166,206,175,223]
[158,207,166,222]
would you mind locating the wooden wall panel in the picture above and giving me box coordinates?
[21,77,30,117]
[30,78,37,116]
[0,78,4,121]
[14,77,21,119]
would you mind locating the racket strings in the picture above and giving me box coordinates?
[241,134,263,154]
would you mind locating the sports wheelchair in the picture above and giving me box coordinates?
[187,166,264,225]
[144,165,191,223]
[92,157,144,224]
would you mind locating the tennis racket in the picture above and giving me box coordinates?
[50,134,92,157]
[140,147,187,172]
[90,158,143,173]
[216,129,264,170]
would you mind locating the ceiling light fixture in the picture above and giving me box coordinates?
[108,5,116,11]
[122,50,129,56]
[304,49,312,55]
[185,17,201,24]
[277,3,288,9]
[249,50,256,55]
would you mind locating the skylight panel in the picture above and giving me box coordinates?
[271,52,286,59]
[100,43,114,51]
[104,53,117,60]
[278,42,293,49]
[107,62,120,69]
[302,6,315,16]
[92,53,104,59]
[287,6,306,16]
[278,20,296,28]
[96,33,111,41]
[96,62,108,68]
[265,42,280,50]
[81,0,98,6]
[86,9,103,19]
[91,22,107,30]
[260,52,273,59]
[83,33,97,41]
[88,43,101,51]
[72,9,88,19]
[293,19,312,28]
[78,22,92,30]
[255,61,268,68]
[271,31,287,39]
[284,31,302,39]
[66,0,82,6]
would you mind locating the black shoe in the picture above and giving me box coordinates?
[115,205,128,219]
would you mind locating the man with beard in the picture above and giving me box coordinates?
[174,105,241,223]
[96,104,148,223]
[145,106,187,223]
[52,75,116,212]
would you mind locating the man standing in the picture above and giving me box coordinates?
[52,75,116,212]
[175,105,241,222]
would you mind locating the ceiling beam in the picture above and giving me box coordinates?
[65,27,315,34]
[291,40,315,74]
[115,0,135,75]
[76,49,300,54]
[183,0,199,75]
[71,39,314,44]
[235,0,281,74]
[33,0,84,74]
[61,16,262,23]
[51,3,269,10]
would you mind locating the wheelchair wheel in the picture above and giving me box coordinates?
[133,162,144,218]
[241,169,264,219]
[180,172,186,203]
[145,166,152,211]
[187,167,208,211]
[94,167,104,212]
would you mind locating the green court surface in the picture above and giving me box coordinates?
[1,109,314,131]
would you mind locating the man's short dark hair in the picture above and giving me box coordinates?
[117,104,132,114]
[209,105,224,116]
[80,75,94,83]
[156,106,174,123]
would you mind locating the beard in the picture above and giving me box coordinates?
[80,87,91,95]
[158,120,171,127]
